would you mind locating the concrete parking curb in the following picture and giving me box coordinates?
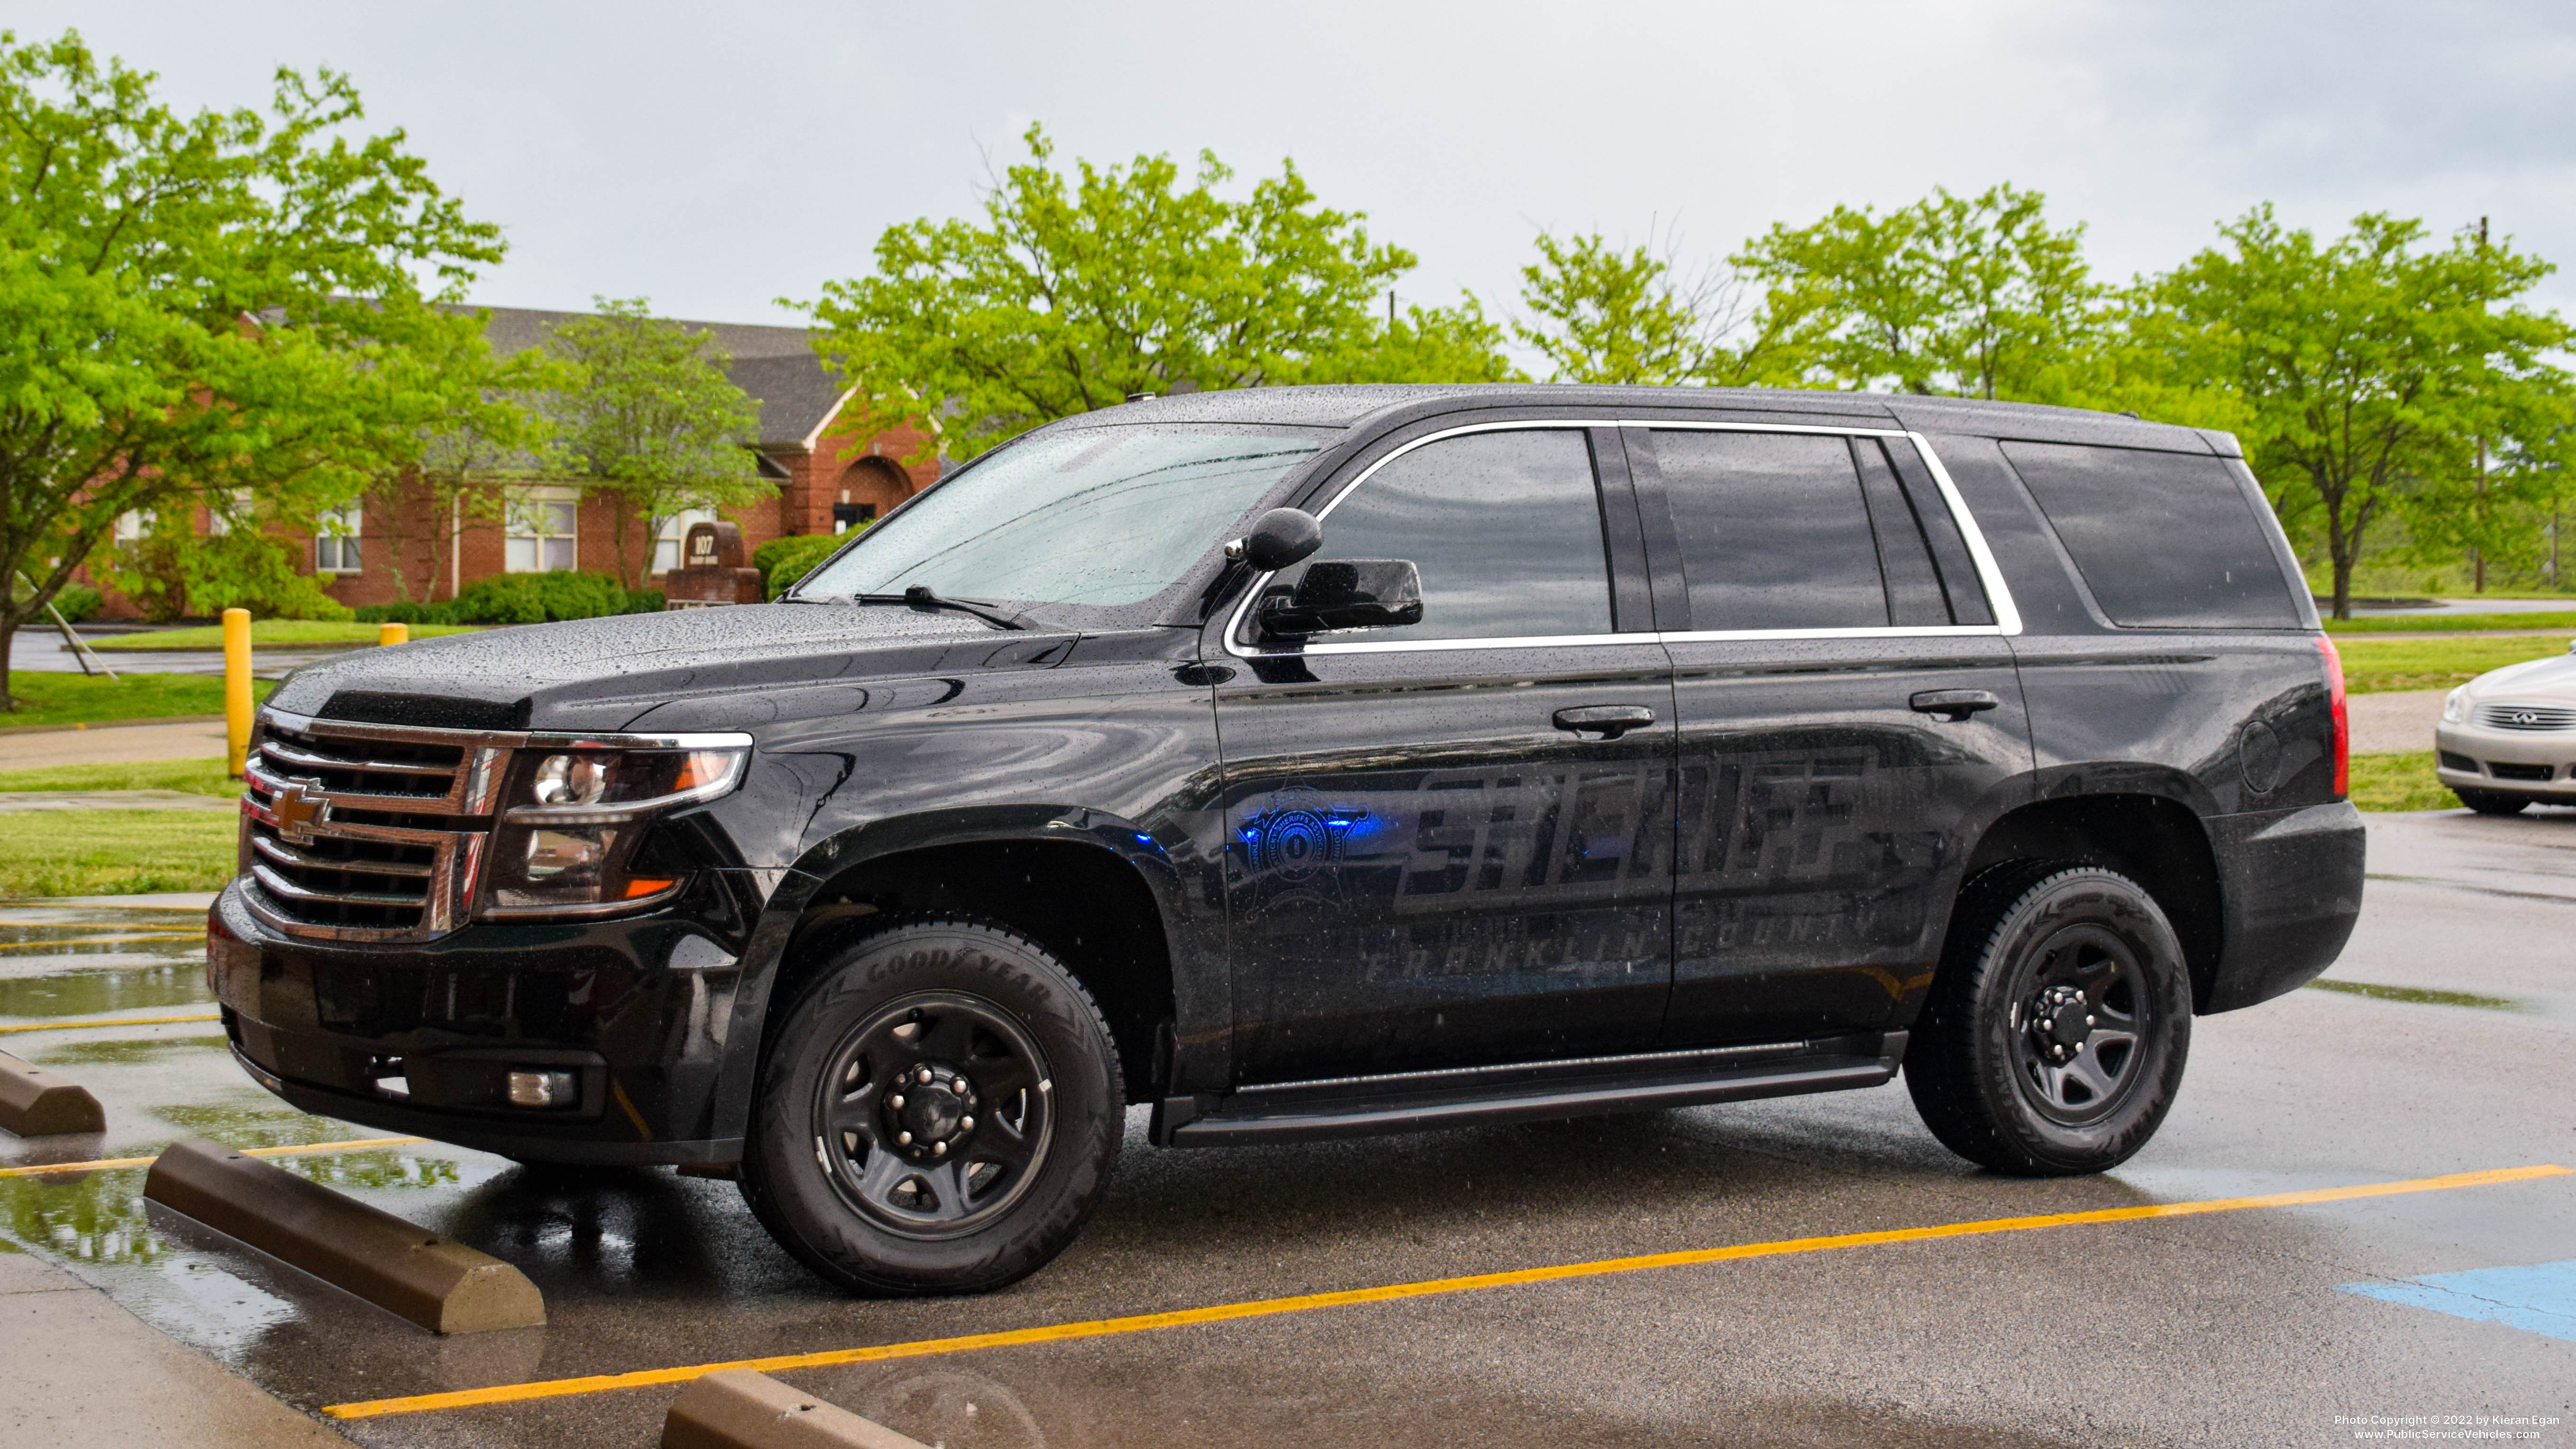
[0,1051,106,1136]
[142,1138,545,1334]
[661,1370,931,1449]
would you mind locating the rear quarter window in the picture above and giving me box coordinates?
[1998,441,2302,629]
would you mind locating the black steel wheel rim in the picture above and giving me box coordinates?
[810,990,1055,1239]
[2006,921,2154,1126]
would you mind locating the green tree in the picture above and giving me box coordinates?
[2136,208,2575,618]
[1734,183,2100,399]
[806,124,1502,460]
[0,30,532,707]
[1512,231,1791,385]
[1306,295,1519,386]
[543,298,766,589]
[364,343,568,605]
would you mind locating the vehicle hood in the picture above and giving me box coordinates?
[2465,648,2576,704]
[264,603,1074,734]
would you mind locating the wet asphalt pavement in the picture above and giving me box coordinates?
[2,811,2571,1449]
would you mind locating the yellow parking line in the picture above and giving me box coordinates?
[323,1162,2569,1421]
[0,1012,222,1036]
[0,1136,427,1179]
[0,933,206,952]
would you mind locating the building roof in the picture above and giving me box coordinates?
[469,304,816,363]
[462,304,848,453]
[728,354,853,450]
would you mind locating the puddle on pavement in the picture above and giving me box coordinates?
[0,1147,466,1269]
[756,1353,2102,1449]
[0,905,209,1011]
[0,962,209,1018]
[0,894,482,1353]
[29,1034,228,1066]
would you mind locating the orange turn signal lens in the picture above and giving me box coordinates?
[621,877,678,899]
[671,751,735,793]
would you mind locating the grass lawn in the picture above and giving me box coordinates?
[0,758,237,795]
[90,619,481,651]
[0,671,274,729]
[2334,635,2572,694]
[0,809,237,897]
[2323,609,2576,633]
[2349,750,2457,812]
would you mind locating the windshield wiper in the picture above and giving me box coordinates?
[843,585,1032,631]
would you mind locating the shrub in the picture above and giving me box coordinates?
[48,584,104,623]
[446,570,629,624]
[622,588,666,614]
[754,531,851,600]
[109,532,352,622]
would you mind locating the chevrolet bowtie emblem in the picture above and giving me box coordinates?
[271,781,330,846]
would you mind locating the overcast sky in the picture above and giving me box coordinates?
[22,1,2576,357]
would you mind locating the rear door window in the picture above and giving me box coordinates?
[1648,430,1892,631]
[1296,428,1615,643]
[1999,441,2302,629]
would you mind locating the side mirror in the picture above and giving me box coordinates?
[1258,560,1424,636]
[1226,508,1323,572]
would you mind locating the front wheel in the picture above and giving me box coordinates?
[2456,788,2532,816]
[1906,866,2193,1176]
[739,918,1123,1295]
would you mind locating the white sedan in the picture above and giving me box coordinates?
[2435,642,2576,814]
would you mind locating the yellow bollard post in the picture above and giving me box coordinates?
[377,622,409,647]
[223,608,252,779]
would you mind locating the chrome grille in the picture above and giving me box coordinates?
[2474,703,2576,732]
[239,711,508,943]
[235,707,753,944]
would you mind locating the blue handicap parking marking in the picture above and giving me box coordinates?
[2339,1259,2576,1344]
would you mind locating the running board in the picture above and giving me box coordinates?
[1154,1031,1906,1147]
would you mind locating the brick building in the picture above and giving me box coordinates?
[105,305,939,614]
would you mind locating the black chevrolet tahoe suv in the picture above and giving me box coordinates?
[208,385,2366,1294]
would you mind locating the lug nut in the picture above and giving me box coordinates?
[959,1116,974,1132]
[932,1141,947,1156]
[918,1066,933,1084]
[890,1094,905,1110]
[897,1130,912,1145]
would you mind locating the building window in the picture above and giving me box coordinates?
[653,508,718,575]
[315,504,363,573]
[114,510,148,543]
[206,488,254,538]
[506,487,579,573]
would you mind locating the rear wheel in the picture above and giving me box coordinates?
[2456,787,2532,816]
[739,918,1122,1295]
[1906,866,2192,1176]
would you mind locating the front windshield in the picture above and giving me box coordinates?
[796,424,1328,610]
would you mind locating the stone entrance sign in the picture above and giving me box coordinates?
[663,521,765,607]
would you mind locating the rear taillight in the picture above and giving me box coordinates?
[2317,634,2348,798]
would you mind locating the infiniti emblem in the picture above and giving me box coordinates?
[271,781,331,846]
[2513,711,2540,726]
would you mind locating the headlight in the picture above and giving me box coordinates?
[2442,686,2469,724]
[477,740,749,918]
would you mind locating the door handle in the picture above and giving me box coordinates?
[1552,704,1657,739]
[1910,689,2001,722]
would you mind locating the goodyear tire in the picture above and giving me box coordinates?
[739,918,1122,1295]
[1906,866,2192,1176]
